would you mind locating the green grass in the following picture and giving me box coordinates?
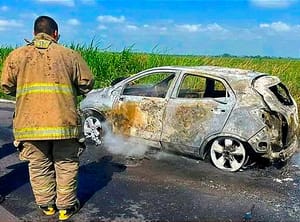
[0,46,14,100]
[1,44,300,107]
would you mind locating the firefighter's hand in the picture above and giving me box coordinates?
[77,138,86,157]
[13,141,24,152]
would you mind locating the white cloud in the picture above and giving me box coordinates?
[126,25,138,30]
[97,15,125,23]
[250,0,297,8]
[67,19,80,26]
[176,23,226,33]
[176,24,202,32]
[0,6,8,11]
[140,24,168,34]
[260,21,291,32]
[0,20,22,31]
[36,0,75,7]
[98,24,107,30]
[207,23,226,32]
[260,24,269,28]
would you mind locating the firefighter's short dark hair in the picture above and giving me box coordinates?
[34,16,58,35]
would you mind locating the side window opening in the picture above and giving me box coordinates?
[122,72,175,98]
[204,78,227,98]
[178,74,227,99]
[269,83,293,106]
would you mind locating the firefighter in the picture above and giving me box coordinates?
[1,16,94,221]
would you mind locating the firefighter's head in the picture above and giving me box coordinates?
[34,16,59,41]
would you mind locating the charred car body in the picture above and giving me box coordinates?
[80,66,298,171]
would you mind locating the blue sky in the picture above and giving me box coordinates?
[0,0,300,57]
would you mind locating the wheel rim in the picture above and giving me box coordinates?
[210,138,246,171]
[83,116,103,145]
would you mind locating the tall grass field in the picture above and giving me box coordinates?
[1,45,300,110]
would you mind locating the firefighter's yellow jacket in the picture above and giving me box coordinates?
[1,33,94,141]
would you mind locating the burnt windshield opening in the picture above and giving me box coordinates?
[269,83,293,106]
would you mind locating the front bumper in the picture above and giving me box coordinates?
[262,135,298,161]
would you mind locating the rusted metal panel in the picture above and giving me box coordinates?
[108,97,166,142]
[161,98,232,149]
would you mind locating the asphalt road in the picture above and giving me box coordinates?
[1,101,300,222]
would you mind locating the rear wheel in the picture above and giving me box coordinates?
[209,137,248,172]
[82,110,104,146]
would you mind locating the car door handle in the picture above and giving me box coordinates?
[211,108,226,113]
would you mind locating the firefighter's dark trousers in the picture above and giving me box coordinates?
[19,139,79,209]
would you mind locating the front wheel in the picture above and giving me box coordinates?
[82,110,104,146]
[209,137,248,172]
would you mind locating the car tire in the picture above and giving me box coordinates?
[209,137,248,172]
[82,110,105,146]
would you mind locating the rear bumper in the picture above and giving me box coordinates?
[262,135,298,161]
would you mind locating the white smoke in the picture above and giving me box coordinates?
[152,151,179,161]
[102,122,149,158]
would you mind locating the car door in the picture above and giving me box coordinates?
[161,72,235,154]
[110,70,178,146]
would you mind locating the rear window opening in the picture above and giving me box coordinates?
[269,83,293,106]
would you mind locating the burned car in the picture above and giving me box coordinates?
[80,66,298,171]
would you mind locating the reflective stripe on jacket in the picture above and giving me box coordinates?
[16,83,73,98]
[14,126,79,140]
[1,33,94,140]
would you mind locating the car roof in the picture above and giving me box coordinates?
[144,66,266,83]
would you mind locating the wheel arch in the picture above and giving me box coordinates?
[81,108,108,146]
[81,108,107,121]
[199,133,252,159]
